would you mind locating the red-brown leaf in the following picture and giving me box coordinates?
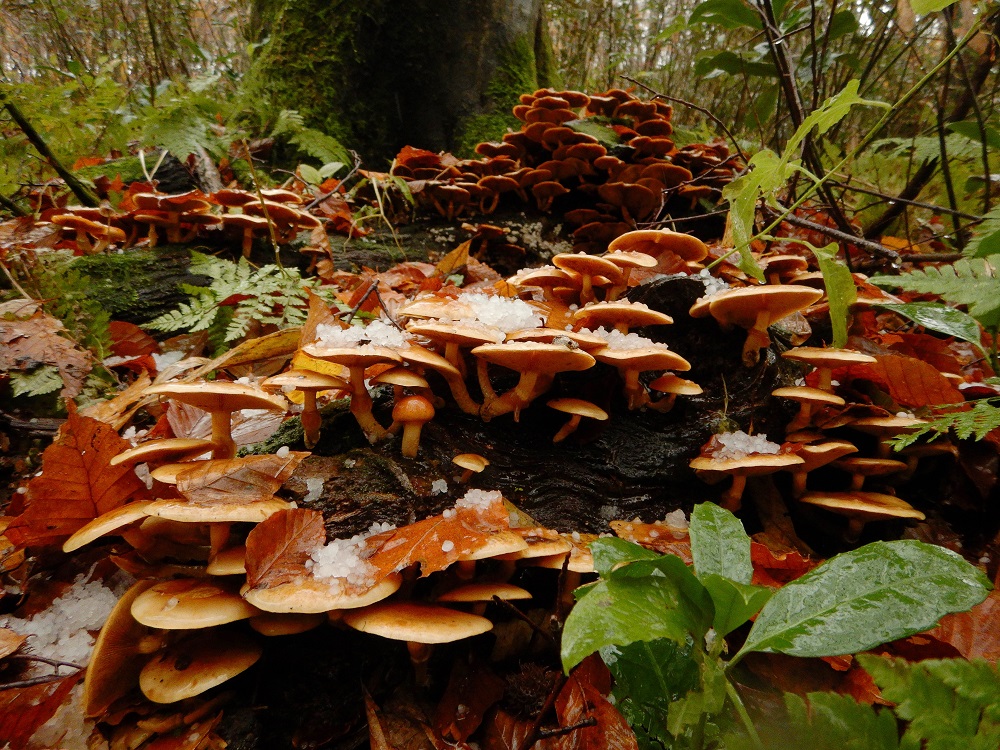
[541,658,637,750]
[176,452,308,506]
[363,497,511,578]
[0,300,91,397]
[829,353,963,408]
[435,657,505,742]
[0,671,82,750]
[108,320,160,357]
[5,410,145,548]
[924,588,1000,661]
[79,370,152,430]
[245,508,325,590]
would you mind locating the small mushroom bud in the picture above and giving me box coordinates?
[393,395,435,458]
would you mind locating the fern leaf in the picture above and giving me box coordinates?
[889,400,1000,450]
[870,256,1000,330]
[10,365,63,398]
[965,206,1000,258]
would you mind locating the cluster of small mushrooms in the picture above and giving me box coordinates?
[390,86,740,252]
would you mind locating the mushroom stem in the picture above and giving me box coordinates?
[721,475,747,512]
[791,471,808,498]
[400,423,424,458]
[301,390,321,449]
[444,370,481,415]
[209,523,231,558]
[845,518,866,543]
[552,415,582,443]
[849,474,865,491]
[348,365,387,441]
[647,393,677,413]
[788,403,814,432]
[407,642,433,687]
[477,358,499,411]
[241,230,254,259]
[743,309,772,366]
[210,410,237,459]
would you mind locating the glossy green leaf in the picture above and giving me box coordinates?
[909,0,960,15]
[947,121,1000,150]
[859,655,1000,748]
[297,163,322,185]
[826,9,860,40]
[689,0,762,30]
[667,657,728,737]
[812,243,856,348]
[590,537,661,578]
[736,540,991,660]
[690,502,753,584]
[566,119,620,146]
[877,302,985,353]
[779,691,908,750]
[701,574,773,636]
[562,555,713,672]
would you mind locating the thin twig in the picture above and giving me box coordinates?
[621,76,747,164]
[241,138,284,274]
[6,655,84,670]
[536,717,598,739]
[760,205,901,264]
[0,670,81,690]
[830,181,982,220]
[490,596,559,648]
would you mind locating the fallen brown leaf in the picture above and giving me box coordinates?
[0,671,82,750]
[79,370,152,430]
[176,452,308,505]
[245,508,325,590]
[0,299,91,398]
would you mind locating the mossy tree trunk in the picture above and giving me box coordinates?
[244,0,557,164]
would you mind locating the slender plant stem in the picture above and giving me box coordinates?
[240,139,284,274]
[710,10,996,271]
[725,679,766,750]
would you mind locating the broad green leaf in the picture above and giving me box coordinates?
[690,502,752,584]
[700,574,773,636]
[736,540,990,660]
[567,119,620,146]
[297,163,323,185]
[877,302,985,353]
[947,121,1000,150]
[603,638,700,747]
[784,81,888,165]
[859,655,1000,749]
[722,149,784,281]
[590,537,661,578]
[667,657,727,737]
[826,9,860,40]
[689,0,762,29]
[910,0,961,15]
[812,243,856,348]
[694,50,778,79]
[965,206,1000,257]
[562,555,713,672]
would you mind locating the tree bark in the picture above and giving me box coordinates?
[244,0,556,165]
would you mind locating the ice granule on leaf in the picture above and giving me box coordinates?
[0,575,118,671]
[662,509,689,529]
[276,445,290,458]
[441,540,455,553]
[430,479,448,495]
[456,293,542,332]
[303,477,324,503]
[151,350,185,372]
[455,489,502,513]
[28,683,93,750]
[714,430,780,460]
[310,522,396,587]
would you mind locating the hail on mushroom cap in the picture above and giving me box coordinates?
[143,382,288,459]
[130,578,260,629]
[572,300,673,335]
[690,445,803,512]
[707,285,823,366]
[592,343,691,410]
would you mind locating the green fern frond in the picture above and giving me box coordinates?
[270,108,349,165]
[870,134,982,163]
[10,365,63,398]
[870,255,1000,330]
[144,253,318,350]
[965,206,1000,258]
[889,400,1000,450]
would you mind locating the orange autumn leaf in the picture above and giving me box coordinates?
[0,627,26,659]
[79,370,152,430]
[244,508,326,590]
[176,452,308,505]
[434,240,471,278]
[0,671,82,750]
[434,657,505,743]
[364,496,511,578]
[830,353,963,408]
[5,410,145,548]
[108,321,160,358]
[750,541,815,587]
[924,588,1000,661]
[610,520,693,563]
[299,288,338,348]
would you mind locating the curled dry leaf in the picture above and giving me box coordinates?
[609,519,692,563]
[0,671,82,750]
[5,410,146,548]
[364,496,511,579]
[176,452,308,505]
[245,508,325,591]
[825,353,963,409]
[434,657,505,743]
[0,299,91,398]
[542,656,636,750]
[108,320,160,358]
[79,370,152,430]
[0,627,27,660]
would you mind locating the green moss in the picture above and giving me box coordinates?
[75,156,147,185]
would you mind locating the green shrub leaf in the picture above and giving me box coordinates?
[736,540,990,660]
[562,555,713,673]
[700,574,773,637]
[812,243,856,348]
[690,502,753,584]
[877,302,984,353]
[590,537,661,578]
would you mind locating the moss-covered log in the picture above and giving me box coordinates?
[242,0,557,164]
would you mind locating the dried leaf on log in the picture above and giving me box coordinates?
[0,300,91,398]
[79,370,152,430]
[5,410,145,548]
[176,452,307,505]
[245,508,325,590]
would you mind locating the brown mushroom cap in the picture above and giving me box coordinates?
[708,286,824,330]
[83,579,160,717]
[771,385,846,407]
[547,397,609,421]
[242,573,403,614]
[607,229,708,262]
[109,438,215,467]
[146,497,291,524]
[573,300,674,331]
[371,367,430,390]
[456,530,529,561]
[452,453,490,474]
[302,343,404,370]
[131,578,259,629]
[505,328,608,351]
[795,440,858,472]
[591,345,692,373]
[437,582,532,603]
[649,373,703,396]
[690,452,804,476]
[248,612,325,636]
[139,630,262,704]
[552,253,625,286]
[472,342,596,376]
[342,602,493,644]
[261,369,349,392]
[63,501,154,553]
[781,347,877,369]
[207,545,247,576]
[798,491,926,522]
[833,457,908,477]
[144,382,289,414]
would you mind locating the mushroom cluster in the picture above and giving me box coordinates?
[387,87,741,248]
